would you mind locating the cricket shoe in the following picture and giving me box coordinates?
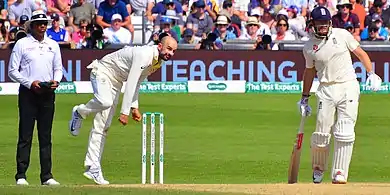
[83,169,110,185]
[42,178,60,185]
[332,170,347,184]
[69,105,83,136]
[313,167,324,184]
[16,178,29,185]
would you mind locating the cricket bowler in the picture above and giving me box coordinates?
[299,6,382,184]
[68,36,178,185]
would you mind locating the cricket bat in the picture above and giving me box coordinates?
[287,116,306,184]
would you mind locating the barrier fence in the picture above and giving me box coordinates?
[0,49,389,94]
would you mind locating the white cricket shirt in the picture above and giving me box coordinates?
[96,45,162,115]
[8,34,63,89]
[103,27,132,44]
[302,28,359,83]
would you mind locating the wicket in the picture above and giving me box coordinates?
[142,112,164,184]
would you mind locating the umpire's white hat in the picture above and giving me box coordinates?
[25,10,52,30]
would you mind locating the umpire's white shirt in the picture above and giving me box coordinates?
[8,34,63,89]
[302,28,359,84]
[92,45,162,115]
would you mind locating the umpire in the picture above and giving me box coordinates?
[8,10,63,186]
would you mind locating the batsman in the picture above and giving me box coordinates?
[299,6,382,184]
[68,36,177,185]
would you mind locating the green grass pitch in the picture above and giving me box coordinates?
[0,93,390,194]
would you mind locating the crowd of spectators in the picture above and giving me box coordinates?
[0,0,389,50]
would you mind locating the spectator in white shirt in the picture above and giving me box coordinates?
[103,13,132,44]
[239,16,270,40]
[271,16,295,50]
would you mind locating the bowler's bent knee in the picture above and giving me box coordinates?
[94,97,113,110]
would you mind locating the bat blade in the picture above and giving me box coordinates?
[288,132,304,184]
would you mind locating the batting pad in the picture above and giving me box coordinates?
[332,119,355,180]
[311,132,331,171]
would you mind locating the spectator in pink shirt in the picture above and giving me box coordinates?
[46,0,71,20]
[71,19,89,44]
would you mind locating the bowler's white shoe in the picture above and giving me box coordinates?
[69,105,83,136]
[16,178,29,185]
[332,170,347,184]
[42,178,60,185]
[313,168,324,184]
[83,170,110,185]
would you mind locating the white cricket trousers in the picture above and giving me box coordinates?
[310,79,360,181]
[77,61,123,171]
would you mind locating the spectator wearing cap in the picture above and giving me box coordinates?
[152,0,183,17]
[19,14,29,26]
[46,13,70,43]
[153,16,179,41]
[282,0,307,17]
[45,0,71,20]
[365,0,390,27]
[244,10,270,35]
[186,0,213,39]
[8,0,41,27]
[8,14,29,31]
[213,15,236,43]
[157,10,184,36]
[361,13,388,40]
[350,0,366,31]
[180,28,199,43]
[154,2,185,33]
[2,26,26,48]
[96,0,134,34]
[8,10,62,186]
[344,21,359,40]
[285,5,306,39]
[103,13,131,44]
[239,16,270,39]
[364,22,386,41]
[68,0,95,33]
[332,0,360,39]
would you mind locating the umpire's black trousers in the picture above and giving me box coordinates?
[15,85,55,183]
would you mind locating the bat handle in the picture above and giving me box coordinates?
[298,116,306,133]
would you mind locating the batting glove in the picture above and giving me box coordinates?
[366,71,382,92]
[297,95,312,117]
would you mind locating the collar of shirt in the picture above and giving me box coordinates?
[27,34,50,44]
[151,45,162,69]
